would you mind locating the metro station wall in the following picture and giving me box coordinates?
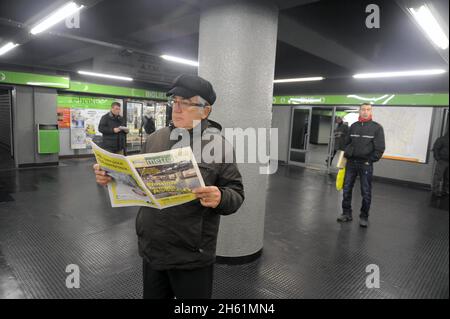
[271,105,446,186]
[375,107,444,186]
[59,129,93,156]
[12,86,59,166]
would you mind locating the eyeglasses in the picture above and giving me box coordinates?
[167,96,208,109]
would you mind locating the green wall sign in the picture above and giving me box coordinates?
[64,81,167,100]
[0,70,70,89]
[2,69,448,106]
[273,93,449,106]
[0,70,166,99]
[57,95,118,109]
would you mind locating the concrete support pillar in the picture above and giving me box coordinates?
[198,0,279,261]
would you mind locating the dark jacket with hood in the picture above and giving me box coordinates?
[433,133,449,162]
[344,120,385,162]
[136,119,245,270]
[98,112,126,153]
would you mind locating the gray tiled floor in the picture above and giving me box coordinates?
[0,158,448,299]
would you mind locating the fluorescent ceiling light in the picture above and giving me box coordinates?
[353,69,446,79]
[347,94,389,101]
[274,77,324,83]
[0,42,19,56]
[347,94,396,105]
[26,82,68,87]
[289,97,324,104]
[161,55,199,67]
[30,2,84,35]
[409,5,449,50]
[78,70,133,81]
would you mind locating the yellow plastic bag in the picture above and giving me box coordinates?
[336,167,346,191]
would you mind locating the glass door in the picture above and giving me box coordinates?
[125,101,143,153]
[326,107,337,173]
[326,106,359,172]
[288,106,312,166]
[306,107,336,171]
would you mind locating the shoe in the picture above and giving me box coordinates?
[359,218,369,227]
[337,214,353,222]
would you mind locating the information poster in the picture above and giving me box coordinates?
[57,107,71,128]
[70,108,87,149]
[57,95,123,150]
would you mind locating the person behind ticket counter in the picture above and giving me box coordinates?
[93,74,245,299]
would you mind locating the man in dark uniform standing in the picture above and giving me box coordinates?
[98,102,128,154]
[338,103,385,227]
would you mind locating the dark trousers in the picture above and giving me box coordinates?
[143,259,214,299]
[342,160,373,219]
[432,160,449,195]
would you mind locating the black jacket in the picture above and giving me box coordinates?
[136,119,245,270]
[433,133,449,161]
[143,116,156,135]
[98,112,126,153]
[334,123,349,151]
[344,120,385,162]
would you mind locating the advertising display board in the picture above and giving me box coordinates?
[57,95,123,149]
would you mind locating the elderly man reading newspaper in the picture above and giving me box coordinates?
[93,74,244,299]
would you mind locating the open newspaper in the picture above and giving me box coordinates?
[91,142,205,209]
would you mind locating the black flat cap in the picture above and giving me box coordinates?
[166,74,216,105]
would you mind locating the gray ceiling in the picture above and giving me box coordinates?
[0,0,448,94]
